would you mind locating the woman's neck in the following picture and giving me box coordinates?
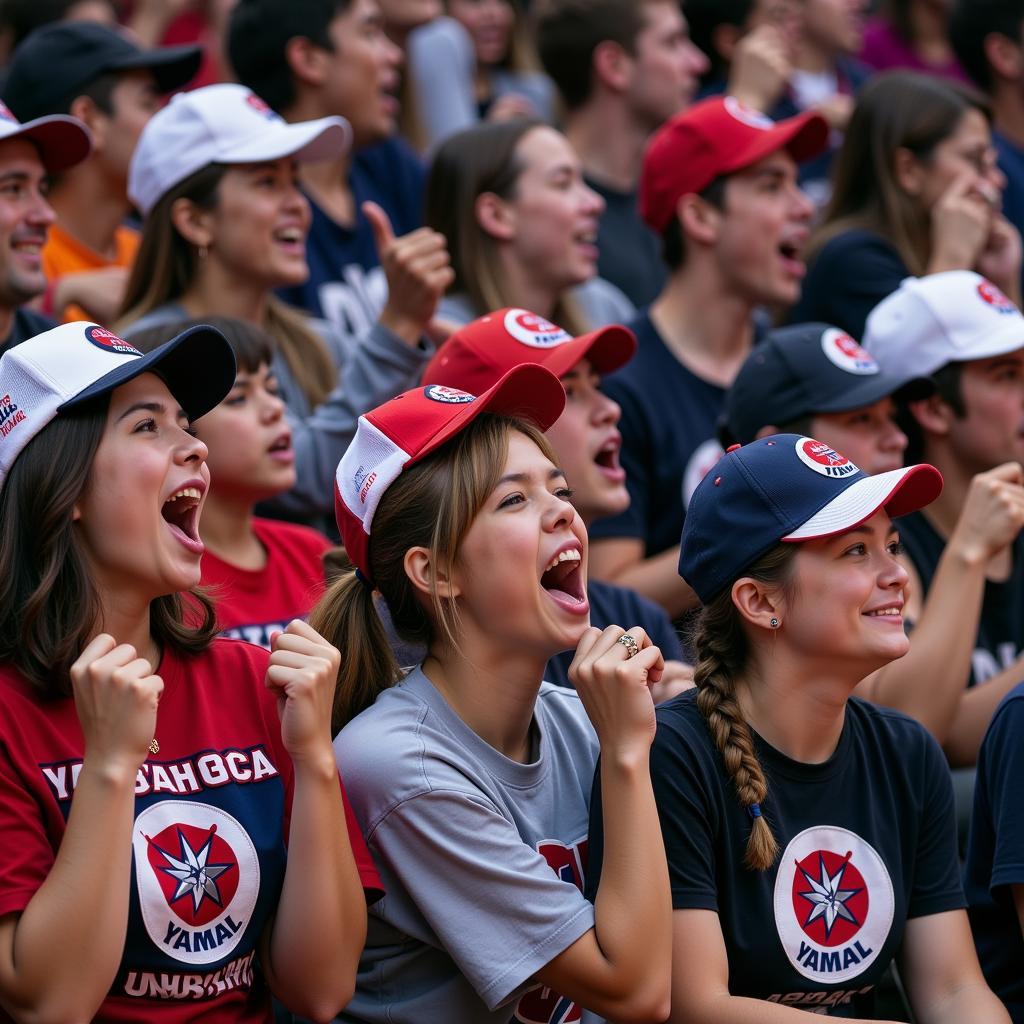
[181,263,267,325]
[495,249,561,321]
[95,591,160,670]
[199,493,266,571]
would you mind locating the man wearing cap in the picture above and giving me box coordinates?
[587,95,827,618]
[1,21,200,325]
[864,269,1024,765]
[0,102,91,356]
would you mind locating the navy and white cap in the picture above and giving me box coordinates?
[679,434,943,604]
[0,320,235,490]
[722,323,933,446]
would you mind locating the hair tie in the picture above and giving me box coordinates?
[747,803,762,820]
[354,567,373,590]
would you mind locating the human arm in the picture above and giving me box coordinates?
[259,621,368,1021]
[47,267,129,324]
[0,636,162,1024]
[588,539,700,619]
[928,173,997,277]
[726,24,793,114]
[976,215,1024,308]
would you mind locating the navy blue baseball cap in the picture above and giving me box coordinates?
[721,323,934,447]
[679,434,943,604]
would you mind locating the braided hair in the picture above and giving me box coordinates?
[690,544,798,870]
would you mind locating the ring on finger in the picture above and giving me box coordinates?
[617,633,639,659]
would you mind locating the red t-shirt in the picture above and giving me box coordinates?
[0,639,382,1022]
[201,518,332,650]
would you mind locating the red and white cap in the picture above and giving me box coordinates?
[128,83,351,216]
[0,99,91,173]
[863,271,1024,378]
[335,364,566,580]
[421,308,636,394]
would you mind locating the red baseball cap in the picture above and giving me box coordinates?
[422,308,637,395]
[335,364,566,580]
[640,95,830,234]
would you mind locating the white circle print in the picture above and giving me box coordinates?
[503,308,571,348]
[773,825,895,985]
[133,800,261,965]
[820,328,879,375]
[794,437,860,479]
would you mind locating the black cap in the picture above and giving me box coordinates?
[722,323,935,447]
[2,22,202,123]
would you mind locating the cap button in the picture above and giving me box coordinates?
[725,444,742,453]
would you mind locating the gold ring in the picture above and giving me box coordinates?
[148,739,160,755]
[617,633,639,659]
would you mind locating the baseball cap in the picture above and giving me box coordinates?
[2,22,201,125]
[421,308,636,394]
[128,83,351,216]
[863,271,1024,379]
[0,321,236,491]
[336,365,566,580]
[679,434,943,604]
[722,323,934,446]
[0,99,91,174]
[640,95,830,235]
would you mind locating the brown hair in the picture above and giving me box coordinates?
[128,316,277,376]
[0,398,217,697]
[310,414,555,733]
[118,164,336,407]
[690,544,799,871]
[425,119,589,335]
[812,71,991,276]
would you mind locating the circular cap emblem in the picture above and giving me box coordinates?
[795,437,859,479]
[724,96,774,130]
[503,309,571,349]
[84,324,141,357]
[423,384,475,404]
[244,92,283,123]
[773,826,894,984]
[977,280,1016,314]
[820,328,878,375]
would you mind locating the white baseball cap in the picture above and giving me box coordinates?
[863,271,1024,378]
[128,83,351,216]
[0,321,235,491]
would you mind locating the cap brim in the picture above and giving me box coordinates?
[219,115,351,167]
[416,363,567,465]
[812,372,934,414]
[534,324,637,378]
[60,323,236,421]
[725,110,830,179]
[783,463,943,541]
[15,115,92,173]
[951,316,1024,366]
[110,44,202,95]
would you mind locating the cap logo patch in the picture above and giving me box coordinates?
[820,328,879,375]
[423,384,475,404]
[503,309,571,349]
[352,465,378,504]
[723,96,774,131]
[977,280,1016,314]
[84,325,141,357]
[0,101,17,125]
[795,437,859,479]
[244,93,284,124]
[0,392,26,439]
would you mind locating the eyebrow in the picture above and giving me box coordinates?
[116,400,187,423]
[497,468,567,485]
[834,523,899,540]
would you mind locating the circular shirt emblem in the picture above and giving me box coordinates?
[773,826,894,984]
[724,96,774,130]
[423,384,476,404]
[683,439,724,509]
[503,308,572,349]
[820,328,878,376]
[84,324,141,357]
[794,437,860,479]
[133,801,260,965]
[977,279,1016,314]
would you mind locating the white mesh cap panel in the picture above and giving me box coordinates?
[336,416,412,541]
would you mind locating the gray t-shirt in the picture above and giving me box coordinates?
[334,667,600,1023]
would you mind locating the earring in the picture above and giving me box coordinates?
[198,243,209,260]
[769,617,780,629]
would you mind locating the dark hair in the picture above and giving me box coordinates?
[534,0,649,110]
[900,361,965,464]
[0,398,217,696]
[662,176,728,270]
[689,543,799,870]
[129,316,276,376]
[684,0,757,84]
[950,0,1024,92]
[227,0,352,114]
[812,72,991,276]
[0,0,116,55]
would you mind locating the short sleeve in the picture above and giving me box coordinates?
[369,788,594,1010]
[0,750,53,919]
[979,698,1024,901]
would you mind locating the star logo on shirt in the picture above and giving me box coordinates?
[796,853,863,939]
[152,827,233,914]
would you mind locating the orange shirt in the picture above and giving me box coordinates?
[41,222,140,323]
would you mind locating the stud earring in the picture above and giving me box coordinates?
[769,617,780,629]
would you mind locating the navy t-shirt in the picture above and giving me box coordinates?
[544,578,683,689]
[278,137,425,358]
[588,312,727,556]
[588,692,964,1016]
[0,307,55,357]
[790,230,909,340]
[964,682,1024,1021]
[995,130,1024,300]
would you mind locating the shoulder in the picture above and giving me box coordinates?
[409,14,471,53]
[987,680,1024,736]
[122,303,188,337]
[813,229,902,267]
[572,276,635,329]
[437,292,479,325]
[251,517,332,557]
[10,308,57,345]
[353,137,425,187]
[588,578,672,631]
[846,696,942,763]
[535,682,594,738]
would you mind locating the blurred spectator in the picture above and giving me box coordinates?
[0,0,115,65]
[406,0,553,151]
[377,0,439,44]
[425,119,633,333]
[860,0,969,82]
[793,71,1022,338]
[535,0,707,307]
[2,21,199,322]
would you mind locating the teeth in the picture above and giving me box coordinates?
[544,549,581,573]
[167,487,201,503]
[866,607,901,616]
